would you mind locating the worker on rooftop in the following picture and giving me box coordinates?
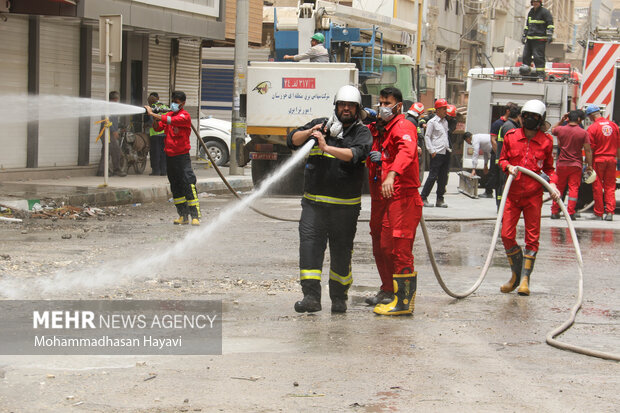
[521,0,554,79]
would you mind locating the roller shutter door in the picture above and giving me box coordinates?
[147,35,171,106]
[201,47,269,121]
[174,39,201,151]
[175,39,200,112]
[0,16,29,169]
[38,19,80,167]
[89,28,122,164]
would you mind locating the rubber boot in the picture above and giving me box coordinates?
[500,246,523,293]
[294,279,322,313]
[329,279,350,313]
[373,273,417,316]
[518,250,537,296]
[173,216,189,225]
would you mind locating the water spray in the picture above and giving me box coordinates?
[0,139,314,299]
[0,94,146,124]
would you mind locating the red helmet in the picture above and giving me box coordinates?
[434,98,448,109]
[409,102,425,115]
[446,104,457,117]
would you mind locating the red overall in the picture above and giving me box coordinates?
[499,128,556,252]
[551,124,589,215]
[368,115,422,292]
[587,117,620,216]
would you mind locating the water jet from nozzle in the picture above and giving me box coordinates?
[1,94,147,124]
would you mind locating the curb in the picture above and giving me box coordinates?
[0,177,254,211]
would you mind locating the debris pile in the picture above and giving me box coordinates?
[31,204,108,220]
[0,201,121,221]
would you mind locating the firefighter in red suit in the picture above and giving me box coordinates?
[145,90,201,226]
[365,87,423,315]
[498,100,560,296]
[585,104,620,221]
[549,110,593,220]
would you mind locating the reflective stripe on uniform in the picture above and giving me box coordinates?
[303,193,361,206]
[528,19,546,24]
[189,183,201,218]
[309,148,335,158]
[174,196,187,205]
[527,36,548,40]
[300,269,321,281]
[329,269,352,285]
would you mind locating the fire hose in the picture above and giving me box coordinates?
[423,166,619,361]
[190,123,298,222]
[191,124,618,361]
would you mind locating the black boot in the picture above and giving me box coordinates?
[500,246,523,293]
[373,273,417,316]
[518,250,537,296]
[294,279,322,313]
[329,279,350,313]
[365,289,395,306]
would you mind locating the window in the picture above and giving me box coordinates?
[366,65,396,85]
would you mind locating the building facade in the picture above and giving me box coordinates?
[0,0,224,175]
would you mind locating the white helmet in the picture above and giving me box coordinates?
[521,99,546,118]
[334,85,362,106]
[583,168,597,184]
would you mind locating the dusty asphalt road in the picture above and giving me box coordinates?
[0,195,618,412]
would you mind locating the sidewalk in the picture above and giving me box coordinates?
[0,162,253,211]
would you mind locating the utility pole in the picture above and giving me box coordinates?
[98,15,122,186]
[230,0,248,176]
[416,0,424,102]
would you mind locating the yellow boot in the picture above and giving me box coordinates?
[173,216,189,225]
[373,273,416,316]
[517,250,537,296]
[500,246,523,293]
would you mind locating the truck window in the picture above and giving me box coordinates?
[366,65,396,85]
[416,69,427,94]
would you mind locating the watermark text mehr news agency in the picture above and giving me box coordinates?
[32,311,218,329]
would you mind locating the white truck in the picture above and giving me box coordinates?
[462,74,573,170]
[244,62,359,193]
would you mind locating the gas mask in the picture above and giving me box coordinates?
[377,104,398,122]
[522,114,540,130]
[170,102,181,112]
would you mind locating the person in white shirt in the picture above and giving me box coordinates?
[421,99,451,207]
[284,33,329,63]
[463,132,494,198]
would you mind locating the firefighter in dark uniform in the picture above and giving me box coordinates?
[522,0,554,79]
[288,85,372,313]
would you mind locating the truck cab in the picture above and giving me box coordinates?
[364,54,416,103]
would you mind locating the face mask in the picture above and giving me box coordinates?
[170,102,181,112]
[523,116,539,130]
[378,104,397,122]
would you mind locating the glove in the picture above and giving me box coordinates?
[521,34,527,44]
[546,36,553,44]
[369,151,382,164]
